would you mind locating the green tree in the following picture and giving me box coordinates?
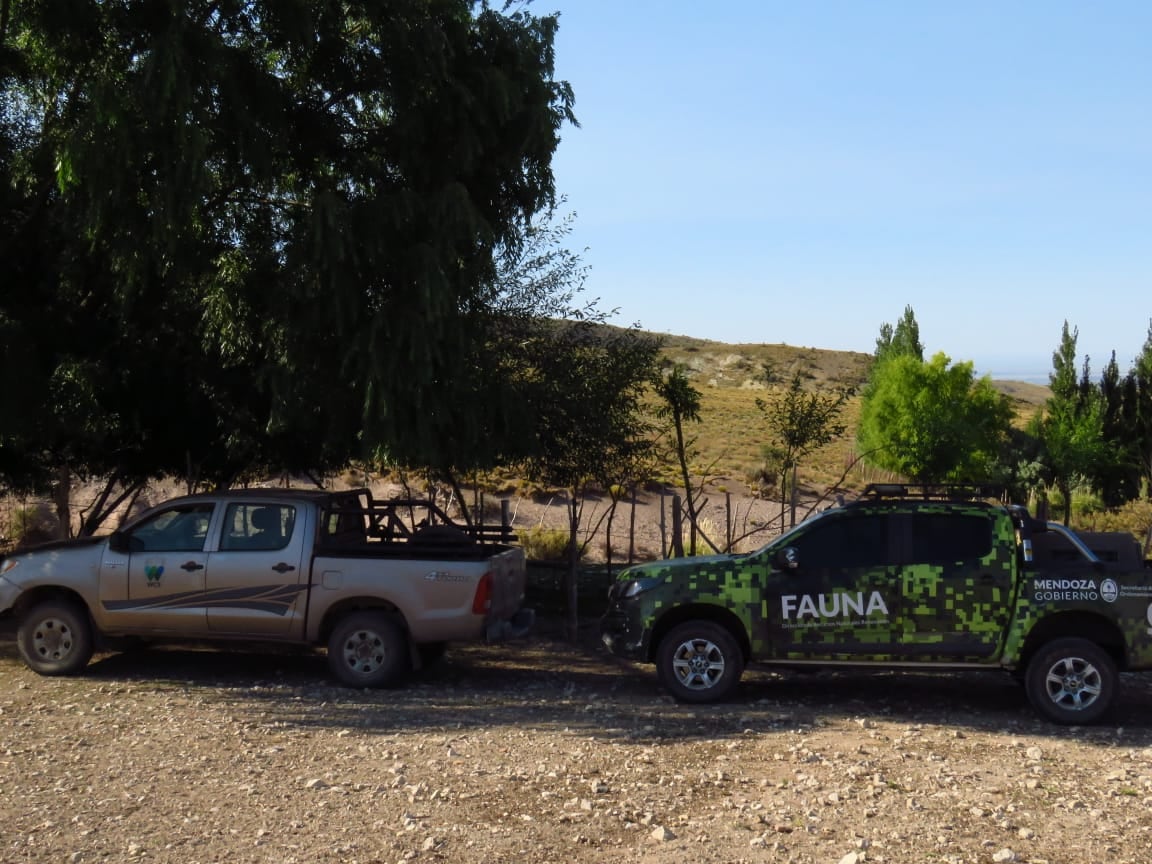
[1,1,575,506]
[1033,323,1110,524]
[1131,321,1152,498]
[857,353,1013,481]
[520,323,661,640]
[757,371,850,527]
[874,305,924,364]
[391,205,594,507]
[655,364,704,553]
[1098,351,1138,505]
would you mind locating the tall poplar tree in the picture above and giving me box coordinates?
[1034,322,1109,523]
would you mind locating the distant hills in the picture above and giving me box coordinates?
[650,334,1050,492]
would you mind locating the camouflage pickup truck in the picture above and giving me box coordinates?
[601,484,1152,724]
[0,488,531,687]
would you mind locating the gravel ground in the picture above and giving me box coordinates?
[4,625,1152,864]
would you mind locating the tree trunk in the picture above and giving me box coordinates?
[673,416,698,553]
[52,465,71,540]
[566,492,580,643]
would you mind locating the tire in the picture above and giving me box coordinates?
[326,611,408,688]
[1025,637,1117,725]
[17,601,94,676]
[656,620,744,703]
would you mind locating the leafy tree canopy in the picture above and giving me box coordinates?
[857,352,1013,482]
[757,371,851,526]
[0,0,575,492]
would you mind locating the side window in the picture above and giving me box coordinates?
[220,504,296,552]
[908,513,993,564]
[129,504,215,552]
[322,498,368,545]
[791,513,890,569]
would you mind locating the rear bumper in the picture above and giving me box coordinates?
[486,607,535,641]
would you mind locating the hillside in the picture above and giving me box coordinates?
[651,335,1050,497]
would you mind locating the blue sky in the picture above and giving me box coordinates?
[548,2,1151,381]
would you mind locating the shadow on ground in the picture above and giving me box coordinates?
[5,626,1152,746]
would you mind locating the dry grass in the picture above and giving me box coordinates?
[653,337,1049,497]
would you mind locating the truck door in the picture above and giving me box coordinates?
[763,510,899,658]
[896,512,1010,660]
[206,502,308,635]
[101,503,215,631]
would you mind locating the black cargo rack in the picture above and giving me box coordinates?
[858,483,1005,502]
[319,489,516,548]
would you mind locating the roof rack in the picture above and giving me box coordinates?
[858,483,1004,502]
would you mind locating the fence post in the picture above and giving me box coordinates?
[628,487,637,564]
[672,494,684,558]
[659,491,667,558]
[725,491,732,552]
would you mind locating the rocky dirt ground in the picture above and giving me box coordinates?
[4,617,1152,864]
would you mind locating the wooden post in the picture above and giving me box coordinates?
[725,491,732,553]
[628,487,637,564]
[672,494,684,558]
[659,491,667,558]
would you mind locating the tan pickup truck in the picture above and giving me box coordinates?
[0,488,531,687]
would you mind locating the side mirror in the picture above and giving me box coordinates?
[774,546,800,571]
[107,532,141,554]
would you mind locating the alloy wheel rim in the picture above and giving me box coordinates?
[671,637,725,690]
[1044,656,1102,711]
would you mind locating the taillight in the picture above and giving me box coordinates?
[472,571,493,614]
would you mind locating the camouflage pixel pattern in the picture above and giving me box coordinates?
[601,497,1152,671]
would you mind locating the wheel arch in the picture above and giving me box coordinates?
[11,586,93,623]
[1019,612,1128,670]
[648,603,750,663]
[317,597,407,644]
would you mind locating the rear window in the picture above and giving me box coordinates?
[908,513,993,564]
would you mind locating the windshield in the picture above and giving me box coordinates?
[746,507,836,557]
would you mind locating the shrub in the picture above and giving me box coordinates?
[1092,498,1152,549]
[7,505,59,548]
[682,516,719,556]
[518,526,573,562]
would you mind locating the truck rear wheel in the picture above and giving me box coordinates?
[17,600,94,676]
[327,611,407,688]
[1025,637,1117,725]
[657,620,744,703]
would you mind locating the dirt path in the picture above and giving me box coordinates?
[4,629,1152,864]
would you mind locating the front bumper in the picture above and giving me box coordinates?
[0,574,20,618]
[600,601,651,661]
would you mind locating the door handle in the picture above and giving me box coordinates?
[272,562,296,574]
[181,561,204,572]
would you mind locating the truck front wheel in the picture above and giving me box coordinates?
[1025,637,1117,725]
[17,601,94,676]
[656,620,744,703]
[327,612,407,688]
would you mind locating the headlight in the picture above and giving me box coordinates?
[619,576,664,599]
[0,558,19,576]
